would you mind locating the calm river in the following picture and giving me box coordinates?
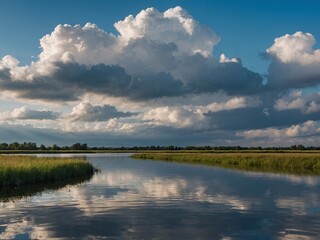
[1,153,320,239]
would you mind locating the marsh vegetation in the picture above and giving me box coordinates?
[0,155,94,188]
[132,152,320,175]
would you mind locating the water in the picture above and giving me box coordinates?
[1,153,320,239]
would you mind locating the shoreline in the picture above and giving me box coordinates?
[131,152,320,175]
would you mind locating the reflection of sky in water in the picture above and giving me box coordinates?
[1,153,320,239]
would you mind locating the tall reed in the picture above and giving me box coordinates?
[0,155,94,187]
[131,152,320,175]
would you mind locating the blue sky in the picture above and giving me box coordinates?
[0,0,320,146]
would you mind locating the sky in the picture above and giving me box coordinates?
[0,0,320,147]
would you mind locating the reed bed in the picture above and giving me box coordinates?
[131,152,320,175]
[0,155,94,187]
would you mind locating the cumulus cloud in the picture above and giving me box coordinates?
[274,91,320,114]
[141,97,259,129]
[266,32,320,65]
[266,32,320,90]
[206,96,320,132]
[187,96,260,114]
[66,102,135,122]
[219,54,240,63]
[114,6,220,57]
[142,106,205,128]
[26,23,117,78]
[0,6,264,103]
[0,106,59,121]
[238,120,320,139]
[164,52,263,96]
[0,63,184,101]
[3,6,219,79]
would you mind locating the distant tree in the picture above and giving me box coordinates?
[52,144,60,150]
[0,143,8,150]
[71,143,88,150]
[40,144,46,150]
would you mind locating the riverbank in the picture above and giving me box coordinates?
[131,152,320,175]
[0,155,94,187]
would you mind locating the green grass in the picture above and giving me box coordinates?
[131,152,320,175]
[0,155,95,187]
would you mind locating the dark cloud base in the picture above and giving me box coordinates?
[0,61,264,102]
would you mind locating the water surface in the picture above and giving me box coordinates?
[1,153,320,239]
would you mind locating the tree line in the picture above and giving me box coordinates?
[0,142,88,150]
[0,142,319,151]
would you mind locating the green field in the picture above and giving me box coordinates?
[131,152,320,175]
[0,155,94,188]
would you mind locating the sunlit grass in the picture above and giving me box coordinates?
[131,152,320,175]
[0,155,94,187]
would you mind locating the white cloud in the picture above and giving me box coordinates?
[58,115,150,133]
[267,32,320,65]
[142,106,205,128]
[266,32,320,90]
[0,55,30,81]
[141,97,259,129]
[115,6,220,57]
[191,96,260,114]
[274,91,320,114]
[0,55,20,69]
[65,102,135,122]
[0,95,261,134]
[37,23,117,74]
[11,6,218,80]
[238,120,320,139]
[219,54,240,63]
[0,6,264,105]
[0,106,59,121]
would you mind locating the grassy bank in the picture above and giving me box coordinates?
[0,155,94,187]
[131,152,320,175]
